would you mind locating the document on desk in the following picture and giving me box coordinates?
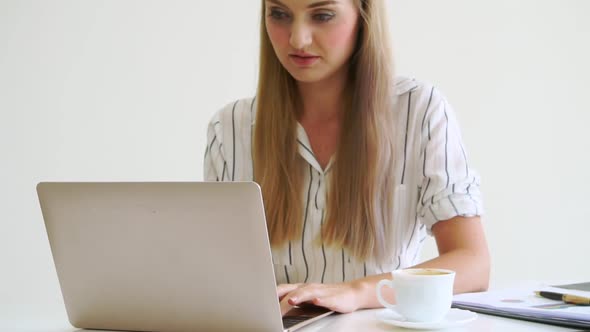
[452,282,590,329]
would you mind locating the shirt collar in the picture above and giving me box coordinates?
[296,123,328,174]
[252,76,416,173]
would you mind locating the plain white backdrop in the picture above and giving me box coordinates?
[1,0,589,327]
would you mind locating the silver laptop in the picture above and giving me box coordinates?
[37,182,333,332]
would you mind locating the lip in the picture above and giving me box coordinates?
[289,54,320,67]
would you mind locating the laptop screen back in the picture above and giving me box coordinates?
[37,182,284,332]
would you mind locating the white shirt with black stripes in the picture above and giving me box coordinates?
[203,77,483,285]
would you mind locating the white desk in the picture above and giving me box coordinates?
[300,308,583,331]
[3,309,583,332]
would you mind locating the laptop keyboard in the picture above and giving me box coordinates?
[283,316,311,329]
[282,305,332,329]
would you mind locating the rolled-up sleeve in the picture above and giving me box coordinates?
[416,88,484,233]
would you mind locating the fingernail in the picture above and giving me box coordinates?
[288,297,297,305]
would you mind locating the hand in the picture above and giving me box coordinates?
[277,281,367,316]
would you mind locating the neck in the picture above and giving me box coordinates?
[297,68,349,123]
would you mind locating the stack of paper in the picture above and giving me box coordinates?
[452,282,590,329]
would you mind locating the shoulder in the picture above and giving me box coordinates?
[206,97,257,151]
[393,76,449,121]
[207,97,256,141]
[208,97,256,126]
[394,76,439,102]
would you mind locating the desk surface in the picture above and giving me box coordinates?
[4,309,584,332]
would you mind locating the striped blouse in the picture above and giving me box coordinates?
[203,77,483,285]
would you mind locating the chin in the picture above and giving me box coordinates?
[286,69,329,84]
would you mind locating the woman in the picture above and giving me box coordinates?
[204,0,490,316]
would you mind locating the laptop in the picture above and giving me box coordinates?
[37,182,333,332]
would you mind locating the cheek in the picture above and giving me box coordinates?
[322,22,358,54]
[266,22,290,52]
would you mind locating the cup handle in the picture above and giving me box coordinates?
[376,279,396,310]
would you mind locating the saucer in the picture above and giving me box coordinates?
[376,307,477,330]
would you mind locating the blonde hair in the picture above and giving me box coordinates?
[254,0,396,263]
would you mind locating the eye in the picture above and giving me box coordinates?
[268,8,290,21]
[313,12,335,22]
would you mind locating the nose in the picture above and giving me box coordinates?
[289,20,312,51]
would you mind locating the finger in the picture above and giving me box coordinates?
[277,283,302,300]
[285,285,328,307]
[279,293,295,316]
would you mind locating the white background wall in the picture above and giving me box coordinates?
[1,0,589,327]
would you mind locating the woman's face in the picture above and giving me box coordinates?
[264,0,360,84]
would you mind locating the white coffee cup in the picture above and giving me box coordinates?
[376,268,455,322]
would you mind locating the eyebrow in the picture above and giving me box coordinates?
[308,0,339,8]
[266,0,339,9]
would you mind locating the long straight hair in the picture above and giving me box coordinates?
[254,0,396,263]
